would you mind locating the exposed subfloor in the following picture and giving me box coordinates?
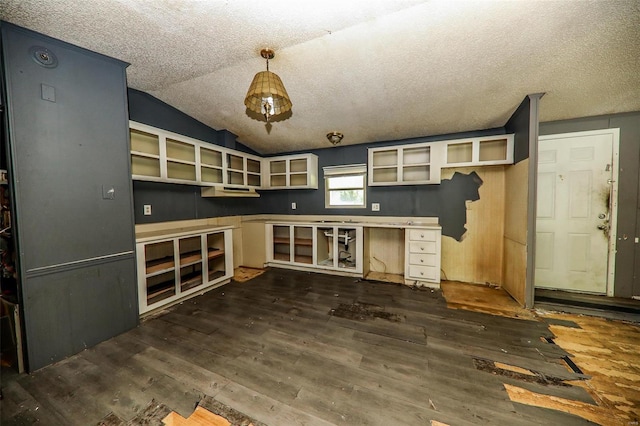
[1,269,639,425]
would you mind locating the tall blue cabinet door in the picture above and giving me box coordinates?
[1,22,138,370]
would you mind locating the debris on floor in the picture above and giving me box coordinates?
[329,302,403,322]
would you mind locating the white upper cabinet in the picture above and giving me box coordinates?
[368,134,514,186]
[444,134,514,167]
[129,121,262,188]
[130,122,321,190]
[262,153,318,189]
[369,144,442,186]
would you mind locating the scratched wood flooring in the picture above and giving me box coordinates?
[1,268,601,425]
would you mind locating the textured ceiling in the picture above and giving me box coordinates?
[3,1,640,154]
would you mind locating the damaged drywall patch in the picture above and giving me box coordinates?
[438,171,483,241]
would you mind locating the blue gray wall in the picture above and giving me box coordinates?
[129,90,506,241]
[2,22,138,370]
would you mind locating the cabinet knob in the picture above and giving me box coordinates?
[420,233,424,238]
[420,246,424,251]
[420,271,424,276]
[420,259,424,263]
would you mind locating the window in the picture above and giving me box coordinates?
[324,164,366,208]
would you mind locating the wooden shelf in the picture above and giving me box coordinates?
[180,250,202,266]
[294,254,313,264]
[180,272,203,291]
[208,270,226,281]
[147,283,175,305]
[146,256,174,275]
[207,248,224,259]
[294,238,312,246]
[273,252,290,261]
[273,237,290,244]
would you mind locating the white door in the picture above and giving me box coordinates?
[535,129,619,294]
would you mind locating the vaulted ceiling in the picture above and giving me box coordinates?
[4,1,640,154]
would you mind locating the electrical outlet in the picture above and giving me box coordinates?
[143,205,152,215]
[371,202,380,211]
[291,202,297,210]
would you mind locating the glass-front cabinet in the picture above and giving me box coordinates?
[369,144,440,185]
[267,223,363,275]
[136,227,233,314]
[129,121,262,189]
[368,134,514,186]
[263,154,318,189]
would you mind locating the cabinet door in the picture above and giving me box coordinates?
[289,158,309,187]
[166,138,197,182]
[246,158,262,187]
[293,226,314,264]
[226,153,245,186]
[205,231,228,282]
[140,239,177,311]
[178,235,203,292]
[335,227,361,272]
[315,226,362,272]
[369,148,399,185]
[269,159,287,188]
[271,225,292,262]
[200,146,224,184]
[130,129,161,178]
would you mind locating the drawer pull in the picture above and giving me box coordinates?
[420,259,424,263]
[420,247,424,251]
[420,271,424,276]
[420,233,424,238]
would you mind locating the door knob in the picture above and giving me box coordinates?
[598,213,606,219]
[597,224,607,230]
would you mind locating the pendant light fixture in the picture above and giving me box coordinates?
[244,48,292,123]
[327,131,344,145]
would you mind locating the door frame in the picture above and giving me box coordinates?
[537,128,620,296]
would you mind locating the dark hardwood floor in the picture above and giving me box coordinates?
[1,269,596,425]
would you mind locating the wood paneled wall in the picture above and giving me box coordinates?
[440,166,506,285]
[502,160,529,305]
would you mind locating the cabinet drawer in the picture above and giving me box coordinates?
[408,265,438,281]
[408,241,437,254]
[409,253,438,267]
[408,229,438,242]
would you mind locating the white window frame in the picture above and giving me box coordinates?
[323,164,367,209]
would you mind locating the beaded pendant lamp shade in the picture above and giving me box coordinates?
[244,48,292,122]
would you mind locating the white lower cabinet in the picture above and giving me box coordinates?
[136,227,233,314]
[404,227,441,286]
[266,223,363,276]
